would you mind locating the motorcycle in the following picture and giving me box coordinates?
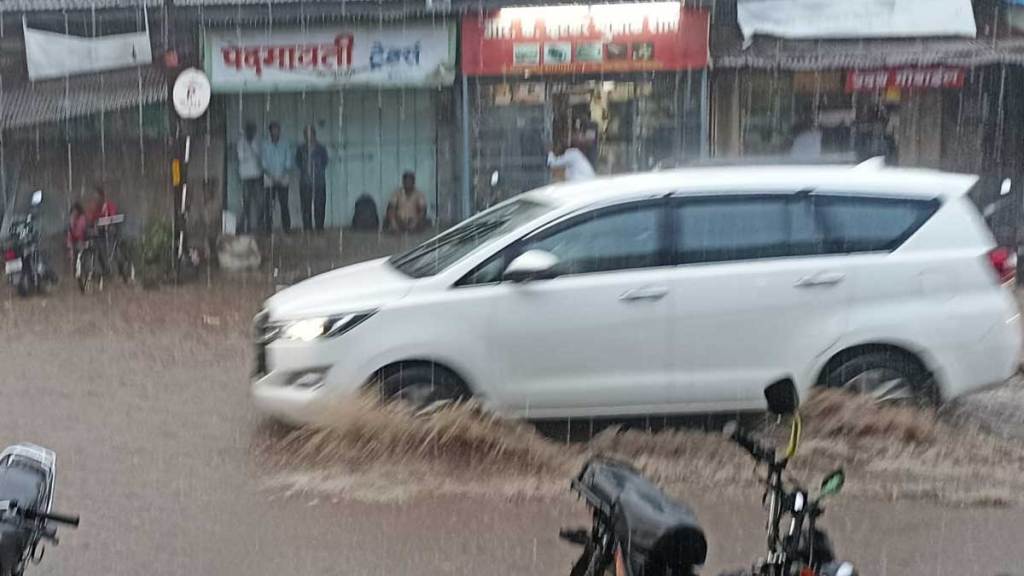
[560,380,857,576]
[0,443,79,576]
[3,191,58,297]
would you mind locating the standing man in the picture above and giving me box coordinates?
[386,171,428,233]
[260,121,293,233]
[296,125,329,231]
[236,122,263,234]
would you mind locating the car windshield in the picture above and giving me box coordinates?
[389,198,554,278]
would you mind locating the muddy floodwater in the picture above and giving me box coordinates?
[3,281,1024,575]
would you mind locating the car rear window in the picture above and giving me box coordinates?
[815,195,939,253]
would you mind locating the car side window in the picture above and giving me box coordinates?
[525,204,663,276]
[458,252,510,286]
[456,202,664,286]
[815,195,939,253]
[674,196,819,264]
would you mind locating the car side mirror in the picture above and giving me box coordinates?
[764,379,799,416]
[502,249,559,283]
[30,190,42,207]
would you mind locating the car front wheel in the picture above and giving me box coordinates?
[376,364,470,411]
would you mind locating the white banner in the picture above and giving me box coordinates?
[23,19,153,81]
[205,24,455,91]
[737,0,976,42]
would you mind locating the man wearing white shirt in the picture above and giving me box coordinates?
[547,141,596,182]
[236,122,263,234]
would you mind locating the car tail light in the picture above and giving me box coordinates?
[988,246,1016,284]
[3,249,16,262]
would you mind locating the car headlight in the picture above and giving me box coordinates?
[280,312,375,342]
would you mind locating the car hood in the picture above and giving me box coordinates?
[264,257,414,320]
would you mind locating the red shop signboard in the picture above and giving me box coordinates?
[461,2,709,76]
[846,67,966,92]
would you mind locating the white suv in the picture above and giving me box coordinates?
[252,165,1021,424]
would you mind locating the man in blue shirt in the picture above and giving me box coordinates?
[261,122,293,233]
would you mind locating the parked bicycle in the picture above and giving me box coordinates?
[75,214,135,293]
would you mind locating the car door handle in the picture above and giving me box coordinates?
[794,272,846,288]
[619,286,669,302]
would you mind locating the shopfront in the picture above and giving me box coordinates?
[723,65,968,167]
[461,2,709,208]
[204,21,456,229]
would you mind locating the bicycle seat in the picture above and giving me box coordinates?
[574,458,707,567]
[96,214,125,227]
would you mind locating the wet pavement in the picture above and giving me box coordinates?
[1,281,1024,575]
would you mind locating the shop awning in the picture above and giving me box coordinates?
[0,66,166,130]
[736,0,976,42]
[713,37,1024,70]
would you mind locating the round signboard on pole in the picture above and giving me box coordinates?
[172,68,212,120]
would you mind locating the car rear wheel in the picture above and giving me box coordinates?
[376,364,470,411]
[823,351,937,405]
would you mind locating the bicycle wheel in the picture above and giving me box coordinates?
[114,241,136,284]
[76,248,97,293]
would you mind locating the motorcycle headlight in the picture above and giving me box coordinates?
[280,312,375,342]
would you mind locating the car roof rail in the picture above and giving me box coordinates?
[658,154,860,170]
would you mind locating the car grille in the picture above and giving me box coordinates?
[252,311,280,377]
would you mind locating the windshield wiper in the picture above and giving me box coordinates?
[391,218,508,267]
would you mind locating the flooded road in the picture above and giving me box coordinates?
[1,281,1023,575]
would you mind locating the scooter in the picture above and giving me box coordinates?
[0,443,79,576]
[3,191,57,297]
[560,380,857,576]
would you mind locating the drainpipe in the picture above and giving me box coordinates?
[459,73,472,221]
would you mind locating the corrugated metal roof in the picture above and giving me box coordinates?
[0,0,161,10]
[713,37,1024,70]
[0,0,397,10]
[0,66,166,129]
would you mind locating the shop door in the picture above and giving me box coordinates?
[225,90,439,230]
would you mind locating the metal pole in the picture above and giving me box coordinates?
[459,73,472,221]
[699,68,710,159]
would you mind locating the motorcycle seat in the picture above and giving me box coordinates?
[574,458,707,567]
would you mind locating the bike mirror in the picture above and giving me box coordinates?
[764,379,799,416]
[30,190,42,206]
[820,469,845,498]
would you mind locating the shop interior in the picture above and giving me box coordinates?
[740,71,900,162]
[473,74,702,207]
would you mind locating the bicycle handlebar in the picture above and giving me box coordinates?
[723,421,775,463]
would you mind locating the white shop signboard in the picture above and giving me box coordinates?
[204,24,455,92]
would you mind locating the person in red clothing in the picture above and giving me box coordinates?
[66,203,88,265]
[88,185,119,224]
[87,185,121,276]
